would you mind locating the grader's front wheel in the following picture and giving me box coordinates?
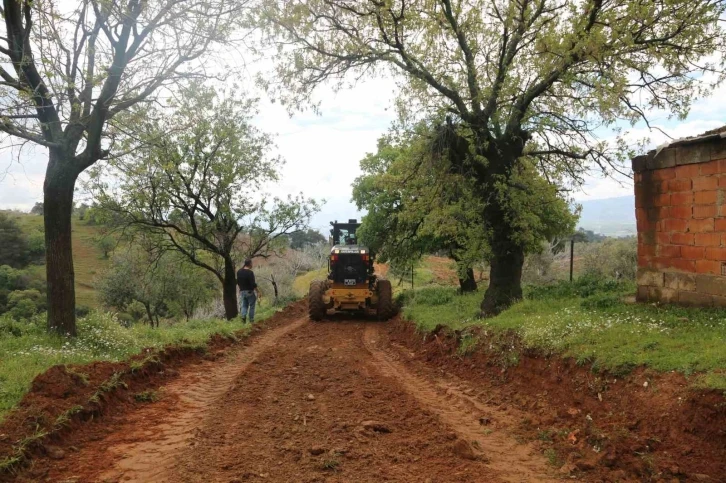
[308,280,327,321]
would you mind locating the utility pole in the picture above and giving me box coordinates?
[570,238,575,282]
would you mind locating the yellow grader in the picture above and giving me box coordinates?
[308,219,395,321]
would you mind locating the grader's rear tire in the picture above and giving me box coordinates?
[308,280,327,321]
[376,279,395,321]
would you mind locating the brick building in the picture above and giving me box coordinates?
[633,127,726,306]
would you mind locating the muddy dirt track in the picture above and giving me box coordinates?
[16,313,562,483]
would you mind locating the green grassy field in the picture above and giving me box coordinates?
[13,213,108,308]
[0,303,284,422]
[400,279,726,390]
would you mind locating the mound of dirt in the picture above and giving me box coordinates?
[386,317,726,482]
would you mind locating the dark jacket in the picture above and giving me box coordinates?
[236,268,257,292]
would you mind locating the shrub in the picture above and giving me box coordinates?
[0,318,24,337]
[26,230,46,261]
[0,213,30,268]
[75,305,92,318]
[581,293,623,309]
[117,313,134,327]
[76,312,140,356]
[581,238,637,281]
[409,286,456,306]
[126,301,147,323]
[525,275,629,300]
[6,289,45,320]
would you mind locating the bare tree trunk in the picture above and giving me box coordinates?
[222,256,239,320]
[481,242,524,316]
[44,150,78,336]
[271,274,279,301]
[459,267,478,293]
[144,303,154,328]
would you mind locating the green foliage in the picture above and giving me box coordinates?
[0,304,284,421]
[96,250,216,326]
[0,265,46,318]
[400,278,725,390]
[287,229,326,250]
[134,390,159,403]
[406,286,456,306]
[25,230,45,260]
[525,275,629,300]
[353,126,577,289]
[256,0,724,310]
[91,83,319,318]
[29,203,43,216]
[6,290,45,320]
[0,213,31,268]
[581,238,638,281]
[353,128,489,276]
[93,234,116,259]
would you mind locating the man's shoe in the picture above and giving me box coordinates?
[241,317,247,324]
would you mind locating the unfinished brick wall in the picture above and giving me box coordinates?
[632,129,726,307]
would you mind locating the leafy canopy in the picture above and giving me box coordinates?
[93,82,320,281]
[255,0,725,181]
[352,120,577,274]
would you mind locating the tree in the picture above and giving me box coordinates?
[256,0,726,314]
[354,121,575,293]
[97,249,214,326]
[353,125,488,292]
[288,229,327,250]
[94,234,116,259]
[95,84,319,320]
[0,0,244,335]
[74,203,91,221]
[30,203,44,216]
[0,212,30,268]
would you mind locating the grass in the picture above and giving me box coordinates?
[13,213,109,308]
[133,390,160,403]
[0,304,284,422]
[400,278,726,390]
[292,267,328,297]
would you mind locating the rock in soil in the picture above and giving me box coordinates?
[451,439,478,460]
[360,420,391,433]
[44,445,66,460]
[309,445,326,456]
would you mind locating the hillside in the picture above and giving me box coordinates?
[576,195,636,237]
[10,213,109,308]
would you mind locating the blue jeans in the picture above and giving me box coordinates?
[239,290,256,322]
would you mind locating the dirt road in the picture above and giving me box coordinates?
[22,313,559,483]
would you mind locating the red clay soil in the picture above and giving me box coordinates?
[0,302,306,481]
[387,319,726,483]
[2,304,723,483]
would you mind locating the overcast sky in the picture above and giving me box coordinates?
[1,55,725,234]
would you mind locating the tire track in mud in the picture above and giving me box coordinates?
[165,320,501,483]
[362,324,557,483]
[95,317,308,483]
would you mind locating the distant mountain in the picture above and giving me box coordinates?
[576,195,636,237]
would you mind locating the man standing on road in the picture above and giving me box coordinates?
[237,259,259,323]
